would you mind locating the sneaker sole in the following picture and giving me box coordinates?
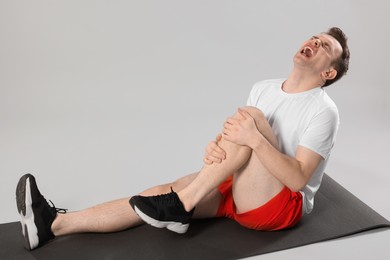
[16,174,39,250]
[133,206,189,234]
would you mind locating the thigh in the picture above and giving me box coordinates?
[140,172,199,196]
[232,151,284,214]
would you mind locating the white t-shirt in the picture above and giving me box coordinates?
[247,79,340,214]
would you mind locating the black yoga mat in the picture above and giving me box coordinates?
[1,174,389,260]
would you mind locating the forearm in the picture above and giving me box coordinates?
[221,107,319,191]
[251,132,306,192]
[256,119,279,150]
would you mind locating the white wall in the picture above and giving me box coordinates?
[1,0,389,226]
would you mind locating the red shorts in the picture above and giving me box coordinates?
[216,177,303,231]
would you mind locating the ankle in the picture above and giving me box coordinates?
[51,214,63,237]
[177,192,194,212]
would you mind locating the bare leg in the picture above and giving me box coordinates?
[52,172,221,236]
[178,106,284,213]
[231,107,284,213]
[178,111,254,212]
[52,106,279,236]
[52,197,140,236]
[178,142,251,212]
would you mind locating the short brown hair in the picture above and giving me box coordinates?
[323,27,350,87]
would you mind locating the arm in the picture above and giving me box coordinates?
[222,108,323,192]
[251,134,323,191]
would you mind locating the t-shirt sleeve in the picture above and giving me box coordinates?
[246,84,256,106]
[246,93,253,106]
[299,107,340,160]
[246,81,263,106]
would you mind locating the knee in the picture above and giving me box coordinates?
[242,106,265,121]
[230,107,268,135]
[232,106,265,123]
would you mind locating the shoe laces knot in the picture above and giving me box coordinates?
[49,200,68,214]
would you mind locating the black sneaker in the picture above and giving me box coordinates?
[129,188,194,234]
[16,174,67,250]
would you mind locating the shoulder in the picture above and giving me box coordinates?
[309,90,340,127]
[310,89,339,115]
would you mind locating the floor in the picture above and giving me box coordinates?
[2,107,389,259]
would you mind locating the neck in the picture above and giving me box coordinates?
[283,68,323,93]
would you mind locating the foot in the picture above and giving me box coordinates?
[16,174,66,250]
[129,188,194,234]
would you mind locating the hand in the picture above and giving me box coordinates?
[222,108,259,147]
[203,134,226,165]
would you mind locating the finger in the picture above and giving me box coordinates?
[222,127,229,137]
[226,118,238,124]
[205,142,214,153]
[237,108,252,120]
[237,109,247,119]
[208,141,220,151]
[222,135,232,143]
[204,158,213,165]
[209,155,223,163]
[210,144,225,157]
[206,142,226,159]
[205,153,222,163]
[211,149,225,160]
[222,131,231,140]
[215,135,226,154]
[224,118,236,127]
[238,107,250,117]
[211,138,225,150]
[224,121,235,129]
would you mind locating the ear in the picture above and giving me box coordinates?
[321,67,337,81]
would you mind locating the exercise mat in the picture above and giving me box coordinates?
[1,174,389,260]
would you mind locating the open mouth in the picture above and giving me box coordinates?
[301,46,314,58]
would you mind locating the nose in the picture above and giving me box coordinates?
[313,38,322,48]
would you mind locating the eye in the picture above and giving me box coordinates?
[322,43,331,52]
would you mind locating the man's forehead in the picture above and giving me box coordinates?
[319,33,343,52]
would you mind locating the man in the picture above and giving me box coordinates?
[16,27,350,250]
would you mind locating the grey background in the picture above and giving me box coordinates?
[1,0,389,259]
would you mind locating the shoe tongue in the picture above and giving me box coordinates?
[156,191,177,202]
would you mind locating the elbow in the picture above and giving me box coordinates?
[287,178,308,192]
[287,162,311,192]
[288,185,303,193]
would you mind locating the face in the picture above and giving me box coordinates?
[294,33,343,79]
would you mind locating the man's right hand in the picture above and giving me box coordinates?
[203,134,226,165]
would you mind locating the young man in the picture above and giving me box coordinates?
[16,27,350,250]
